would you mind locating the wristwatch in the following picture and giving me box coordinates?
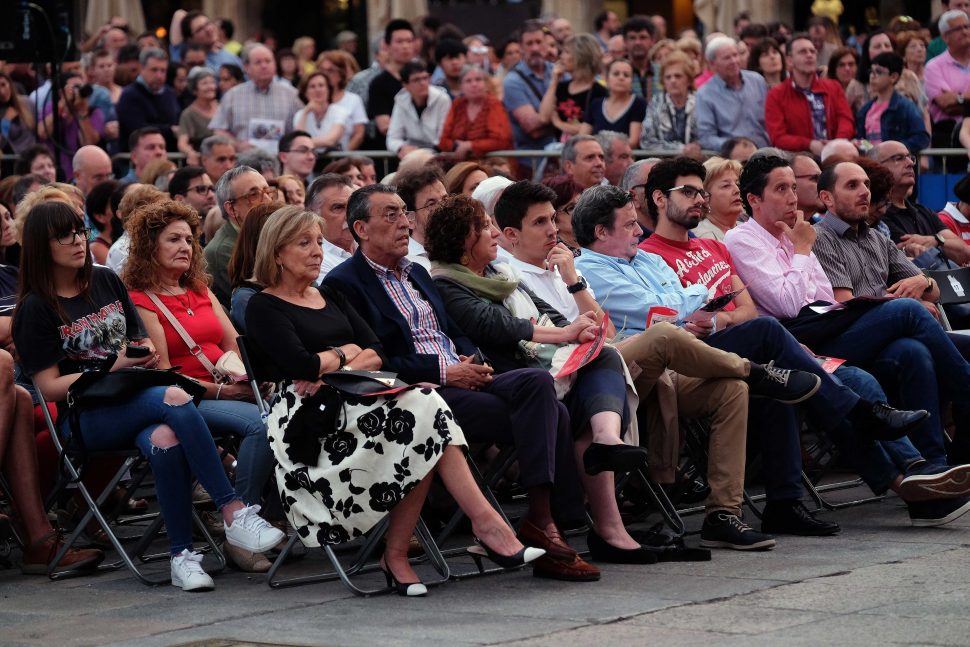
[935,232,946,246]
[566,276,588,294]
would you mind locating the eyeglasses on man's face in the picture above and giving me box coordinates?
[879,153,916,165]
[666,184,711,201]
[374,206,416,224]
[230,186,276,204]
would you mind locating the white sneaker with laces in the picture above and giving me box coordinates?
[171,549,214,592]
[224,504,285,552]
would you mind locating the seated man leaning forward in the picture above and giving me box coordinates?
[573,180,927,537]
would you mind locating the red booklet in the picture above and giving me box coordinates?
[555,314,610,379]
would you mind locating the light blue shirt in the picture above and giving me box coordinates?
[695,70,769,150]
[502,60,554,150]
[575,248,708,337]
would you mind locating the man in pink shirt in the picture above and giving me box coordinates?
[924,10,970,151]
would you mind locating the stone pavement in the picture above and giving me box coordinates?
[2,487,970,647]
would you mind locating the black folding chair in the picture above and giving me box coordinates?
[34,381,225,584]
[926,266,970,331]
[236,335,451,595]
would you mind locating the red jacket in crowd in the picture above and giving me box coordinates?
[764,76,855,152]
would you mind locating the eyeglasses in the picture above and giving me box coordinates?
[946,23,970,34]
[376,207,416,224]
[283,146,315,156]
[557,202,577,216]
[229,186,277,204]
[414,199,440,212]
[666,185,710,201]
[52,228,90,245]
[869,67,889,76]
[627,183,649,193]
[795,173,821,183]
[879,153,916,165]
[188,185,215,195]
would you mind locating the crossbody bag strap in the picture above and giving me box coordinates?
[512,68,545,102]
[145,291,220,380]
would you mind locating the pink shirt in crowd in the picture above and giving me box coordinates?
[723,217,835,318]
[924,49,970,123]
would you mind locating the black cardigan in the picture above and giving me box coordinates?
[433,273,568,374]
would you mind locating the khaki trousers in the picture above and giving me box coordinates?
[616,323,749,514]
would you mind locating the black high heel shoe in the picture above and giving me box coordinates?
[587,529,657,564]
[583,442,649,475]
[467,537,545,572]
[379,557,427,597]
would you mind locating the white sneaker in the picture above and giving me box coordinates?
[224,505,285,552]
[171,549,214,592]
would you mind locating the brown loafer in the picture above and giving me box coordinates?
[532,555,601,582]
[20,530,104,575]
[517,521,578,562]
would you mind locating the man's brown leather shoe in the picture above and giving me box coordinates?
[517,521,578,562]
[532,555,601,581]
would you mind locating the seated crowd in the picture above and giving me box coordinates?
[4,7,970,597]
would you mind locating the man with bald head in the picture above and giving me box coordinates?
[72,146,114,197]
[209,44,303,153]
[873,140,970,268]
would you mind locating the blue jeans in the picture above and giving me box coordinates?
[66,386,238,555]
[828,365,925,494]
[815,298,970,466]
[197,399,273,506]
[705,317,860,501]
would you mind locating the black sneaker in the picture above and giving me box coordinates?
[907,495,970,527]
[761,500,841,536]
[849,402,930,442]
[700,511,776,550]
[746,361,821,404]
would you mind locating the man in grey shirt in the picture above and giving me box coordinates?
[695,36,769,151]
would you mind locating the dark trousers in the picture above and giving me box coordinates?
[705,317,860,501]
[439,368,585,521]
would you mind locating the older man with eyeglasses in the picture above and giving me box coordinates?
[206,166,274,308]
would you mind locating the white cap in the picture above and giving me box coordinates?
[471,175,514,216]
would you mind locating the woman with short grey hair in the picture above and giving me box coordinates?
[177,66,219,165]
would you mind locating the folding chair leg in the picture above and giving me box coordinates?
[631,468,687,536]
[801,471,885,511]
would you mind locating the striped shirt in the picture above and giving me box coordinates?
[362,254,460,383]
[812,212,920,298]
[208,80,304,153]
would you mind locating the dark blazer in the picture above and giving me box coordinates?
[323,250,478,384]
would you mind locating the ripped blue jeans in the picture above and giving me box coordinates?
[64,386,238,555]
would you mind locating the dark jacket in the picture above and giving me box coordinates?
[856,91,931,153]
[433,271,567,375]
[116,80,181,151]
[322,251,478,384]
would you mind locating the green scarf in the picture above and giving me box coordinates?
[430,262,518,302]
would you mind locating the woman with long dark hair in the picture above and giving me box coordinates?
[13,201,283,591]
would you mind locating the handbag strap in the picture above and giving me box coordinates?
[145,291,220,381]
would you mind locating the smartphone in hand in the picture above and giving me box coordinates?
[125,345,151,358]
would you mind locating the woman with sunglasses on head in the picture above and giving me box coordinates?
[13,201,283,591]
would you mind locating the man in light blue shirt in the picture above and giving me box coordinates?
[695,36,769,151]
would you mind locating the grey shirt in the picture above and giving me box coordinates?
[812,211,921,298]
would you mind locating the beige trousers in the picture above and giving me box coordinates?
[616,323,750,514]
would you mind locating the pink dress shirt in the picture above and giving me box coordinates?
[923,49,970,124]
[723,218,836,318]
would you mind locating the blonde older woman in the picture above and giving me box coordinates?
[641,51,701,158]
[244,207,542,596]
[694,157,743,241]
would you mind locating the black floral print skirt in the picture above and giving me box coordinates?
[267,383,466,547]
